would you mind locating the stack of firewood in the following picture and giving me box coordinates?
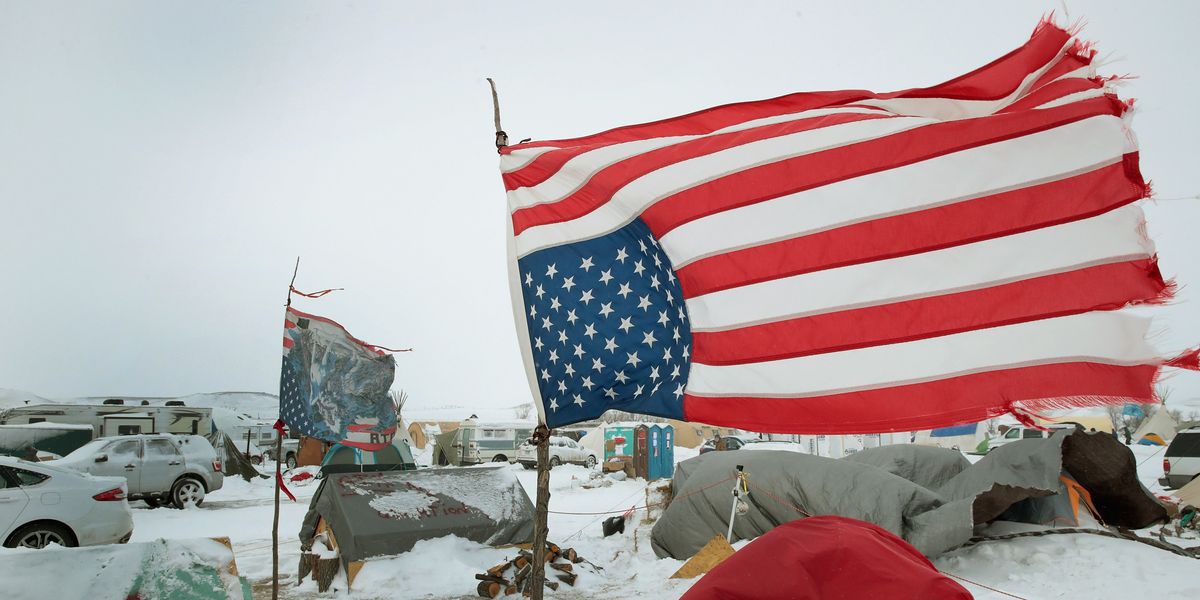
[475,542,585,597]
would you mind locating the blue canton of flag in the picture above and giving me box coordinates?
[517,219,691,428]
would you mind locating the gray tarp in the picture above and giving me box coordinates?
[299,465,534,571]
[207,432,264,482]
[652,429,1166,560]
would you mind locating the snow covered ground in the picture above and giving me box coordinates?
[5,443,1197,599]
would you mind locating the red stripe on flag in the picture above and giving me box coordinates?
[676,155,1146,298]
[510,112,890,235]
[683,361,1160,434]
[998,77,1102,114]
[692,258,1167,366]
[639,95,1126,237]
[501,22,1070,158]
[283,337,294,349]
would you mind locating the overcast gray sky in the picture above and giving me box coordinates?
[2,1,1198,413]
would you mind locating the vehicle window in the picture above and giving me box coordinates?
[117,425,143,435]
[145,439,180,458]
[0,469,12,489]
[106,439,142,458]
[1004,429,1021,439]
[1023,429,1043,438]
[1166,433,1200,457]
[11,468,49,487]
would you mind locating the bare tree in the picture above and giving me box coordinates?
[513,402,534,420]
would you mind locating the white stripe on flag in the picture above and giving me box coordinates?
[686,310,1159,397]
[685,204,1152,332]
[505,107,892,210]
[661,115,1133,268]
[512,115,938,257]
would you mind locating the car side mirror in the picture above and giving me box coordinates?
[94,454,108,463]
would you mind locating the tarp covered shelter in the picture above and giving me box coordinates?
[0,423,93,458]
[652,429,1165,559]
[299,465,535,578]
[680,516,971,600]
[321,435,416,471]
[206,431,263,482]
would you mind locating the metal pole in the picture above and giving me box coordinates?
[726,465,744,541]
[528,424,550,599]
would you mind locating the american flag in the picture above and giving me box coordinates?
[280,307,398,450]
[502,20,1198,433]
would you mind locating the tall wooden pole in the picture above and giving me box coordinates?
[486,80,549,598]
[273,257,300,600]
[529,424,551,599]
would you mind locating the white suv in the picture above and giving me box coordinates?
[53,434,223,509]
[0,457,133,549]
[517,436,598,469]
[1160,427,1200,489]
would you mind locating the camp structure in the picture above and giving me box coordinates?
[666,420,742,449]
[1133,407,1179,445]
[0,401,213,440]
[430,418,533,465]
[321,435,417,473]
[0,422,93,459]
[652,429,1166,560]
[298,465,535,589]
[206,431,264,482]
[404,420,452,450]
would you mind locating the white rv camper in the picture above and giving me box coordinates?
[0,400,213,439]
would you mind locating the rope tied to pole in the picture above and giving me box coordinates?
[487,78,508,151]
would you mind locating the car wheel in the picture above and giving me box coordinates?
[144,497,162,509]
[522,463,535,470]
[492,455,508,463]
[549,456,561,468]
[286,454,298,470]
[171,477,206,509]
[585,455,597,469]
[5,523,76,549]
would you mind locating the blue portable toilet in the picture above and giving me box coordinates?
[647,424,675,481]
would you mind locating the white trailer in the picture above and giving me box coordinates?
[0,401,213,439]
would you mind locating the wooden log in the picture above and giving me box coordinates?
[555,572,578,587]
[313,557,340,593]
[477,580,502,598]
[297,552,313,583]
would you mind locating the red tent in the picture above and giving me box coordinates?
[681,516,972,600]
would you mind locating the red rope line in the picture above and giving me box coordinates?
[546,475,737,516]
[745,482,813,517]
[942,572,1029,599]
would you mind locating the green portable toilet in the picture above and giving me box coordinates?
[647,424,675,481]
[604,424,636,460]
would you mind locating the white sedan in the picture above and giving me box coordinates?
[0,457,133,549]
[517,436,598,469]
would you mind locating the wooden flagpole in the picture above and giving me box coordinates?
[273,257,300,600]
[487,78,550,600]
